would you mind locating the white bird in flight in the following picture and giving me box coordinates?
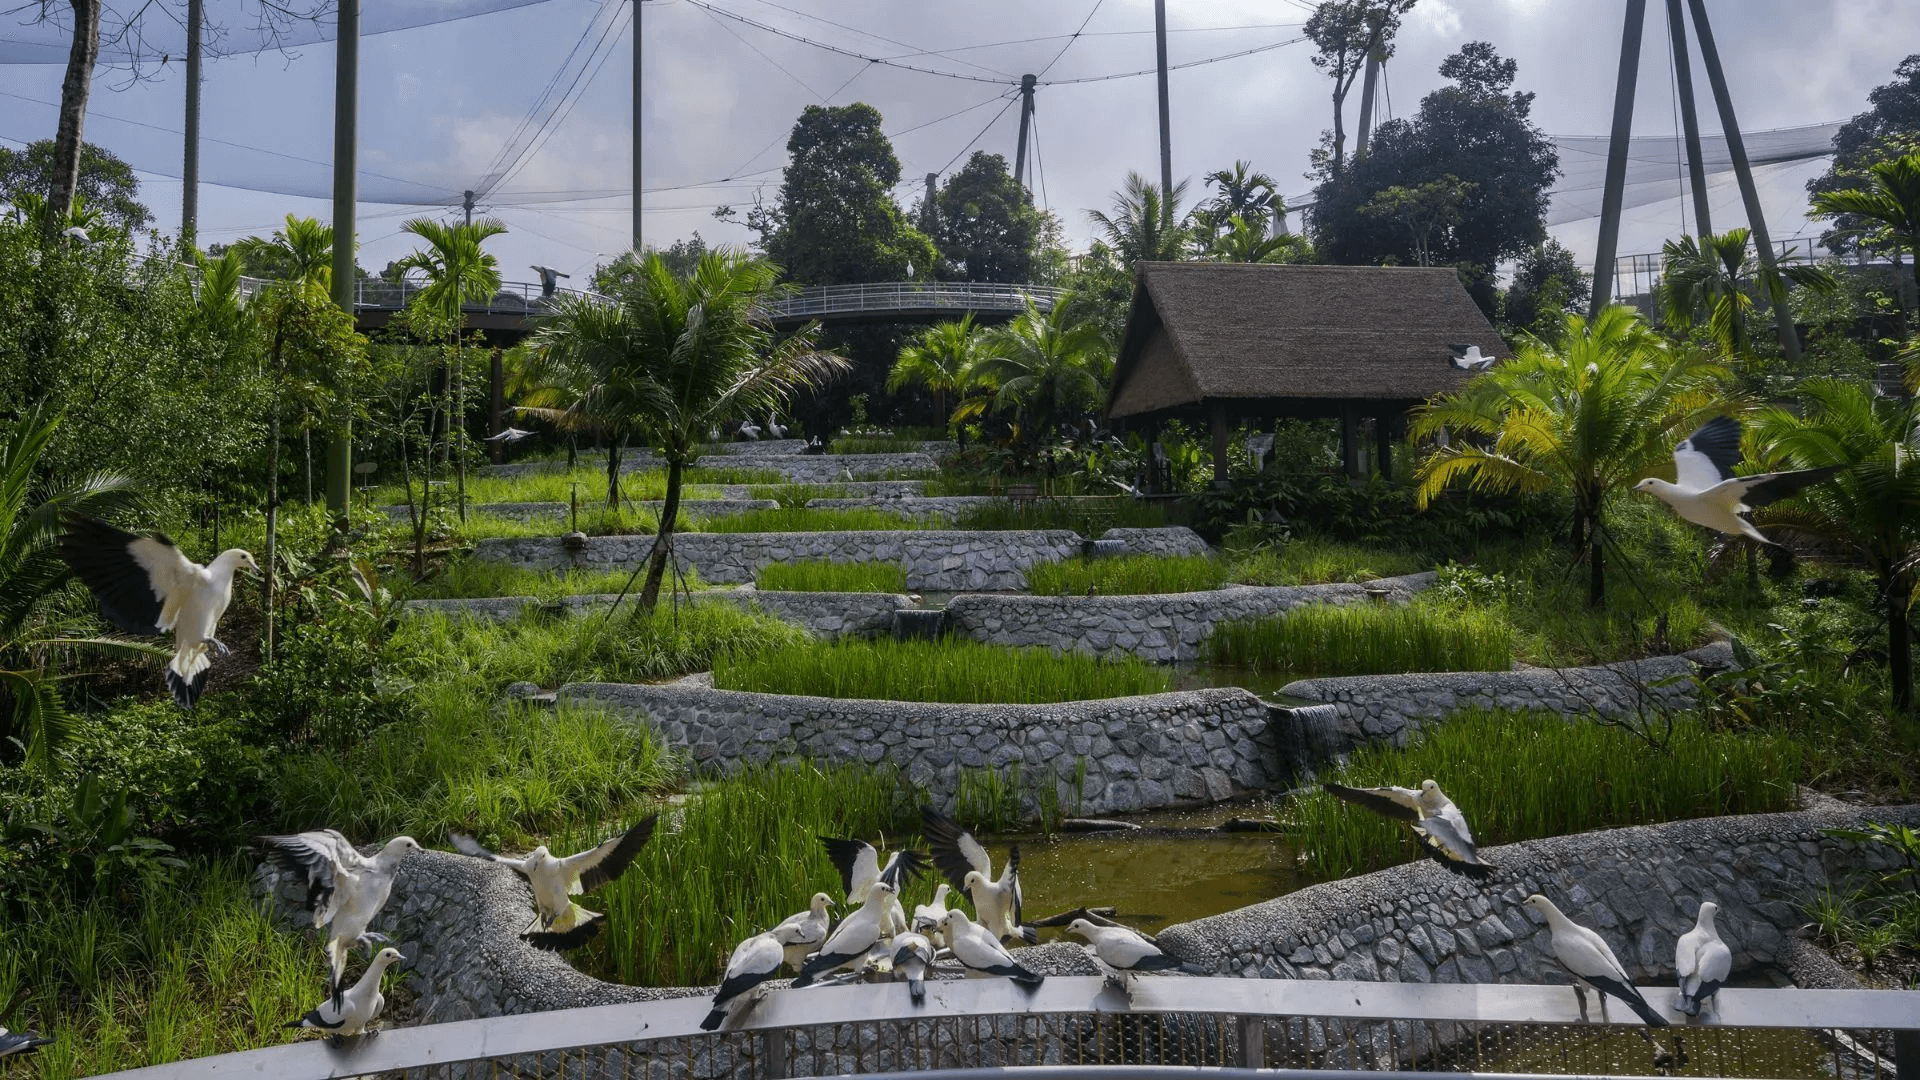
[259,831,420,1006]
[1522,894,1669,1027]
[701,932,786,1031]
[449,816,657,949]
[1447,343,1497,371]
[821,836,925,938]
[59,513,259,709]
[284,946,405,1041]
[1634,417,1841,546]
[1323,780,1493,878]
[922,807,1036,945]
[1675,901,1732,1018]
[484,426,537,443]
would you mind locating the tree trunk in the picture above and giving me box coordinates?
[1890,576,1913,713]
[606,442,623,508]
[263,403,280,663]
[638,457,683,614]
[1330,84,1348,176]
[402,422,425,579]
[453,348,466,523]
[1588,516,1605,607]
[45,0,102,235]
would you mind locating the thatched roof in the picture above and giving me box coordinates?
[1106,262,1508,420]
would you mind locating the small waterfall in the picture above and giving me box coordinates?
[1267,702,1345,777]
[1080,538,1129,559]
[892,608,946,641]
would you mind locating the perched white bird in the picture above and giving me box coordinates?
[738,421,763,441]
[449,816,657,949]
[922,807,1036,945]
[769,891,835,970]
[701,932,786,1031]
[792,881,895,987]
[939,910,1042,989]
[59,514,260,710]
[1675,901,1732,1018]
[1633,417,1841,546]
[1447,343,1497,371]
[821,836,925,937]
[767,414,789,440]
[1522,895,1669,1027]
[842,464,856,482]
[259,831,421,1005]
[0,1025,53,1059]
[890,930,935,1004]
[912,883,952,947]
[1323,780,1493,878]
[284,947,405,1040]
[1067,917,1181,992]
[1248,432,1275,473]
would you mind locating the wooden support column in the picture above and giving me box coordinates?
[1210,401,1231,486]
[1375,412,1395,480]
[1341,406,1361,479]
[1143,419,1161,494]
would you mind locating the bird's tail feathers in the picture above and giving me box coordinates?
[1130,953,1184,972]
[699,1008,728,1032]
[1016,925,1039,945]
[1588,975,1670,1027]
[1676,993,1700,1017]
[1416,836,1495,879]
[166,647,212,710]
[524,915,604,952]
[1010,968,1044,991]
[283,1017,308,1030]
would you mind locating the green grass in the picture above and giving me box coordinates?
[0,859,330,1080]
[757,559,908,593]
[713,638,1171,703]
[400,561,672,601]
[831,437,923,454]
[692,507,937,533]
[1230,539,1428,586]
[370,464,728,507]
[1207,601,1512,678]
[1028,554,1231,595]
[954,497,1169,533]
[1290,709,1802,881]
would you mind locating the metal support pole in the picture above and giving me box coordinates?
[1663,0,1711,236]
[923,172,938,235]
[489,348,505,465]
[1014,74,1037,189]
[631,0,643,251]
[1686,0,1802,362]
[1354,43,1382,159]
[1589,0,1647,318]
[324,0,359,526]
[181,0,201,248]
[1154,0,1172,200]
[1209,401,1230,486]
[463,189,475,226]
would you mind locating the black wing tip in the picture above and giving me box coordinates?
[699,1010,727,1032]
[1011,970,1044,990]
[1130,953,1184,971]
[524,918,603,951]
[908,981,925,1005]
[1017,926,1038,945]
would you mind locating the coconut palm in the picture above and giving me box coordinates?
[888,315,989,432]
[1749,378,1920,711]
[1087,172,1194,265]
[1656,227,1837,359]
[1812,151,1920,338]
[973,292,1109,467]
[1412,305,1726,606]
[527,249,847,613]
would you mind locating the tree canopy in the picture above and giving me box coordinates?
[931,152,1048,283]
[1304,0,1418,176]
[0,140,151,233]
[1807,55,1920,256]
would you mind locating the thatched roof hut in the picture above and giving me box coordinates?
[1105,262,1508,482]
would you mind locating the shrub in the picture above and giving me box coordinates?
[713,638,1169,703]
[756,560,908,593]
[1207,602,1511,678]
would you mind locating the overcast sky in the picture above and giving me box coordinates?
[1,0,1914,286]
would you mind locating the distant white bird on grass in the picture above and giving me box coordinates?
[922,807,1037,945]
[449,816,657,950]
[913,883,952,946]
[1322,780,1493,878]
[1675,901,1732,1018]
[821,836,926,937]
[890,930,936,1004]
[1633,417,1841,546]
[1066,918,1181,993]
[0,1025,53,1059]
[259,830,421,1006]
[701,932,786,1031]
[769,891,835,970]
[1522,895,1669,1027]
[58,513,259,709]
[792,881,896,987]
[939,910,1043,989]
[1447,343,1496,371]
[284,947,405,1042]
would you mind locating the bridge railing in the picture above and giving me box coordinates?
[91,977,1919,1080]
[766,281,1062,321]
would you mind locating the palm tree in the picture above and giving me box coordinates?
[1749,378,1920,712]
[1412,305,1725,606]
[974,293,1109,467]
[1198,161,1281,238]
[528,249,847,613]
[1656,227,1837,359]
[239,214,334,288]
[889,316,989,433]
[1087,172,1194,265]
[191,246,248,340]
[1811,151,1920,334]
[396,216,508,522]
[1209,214,1314,264]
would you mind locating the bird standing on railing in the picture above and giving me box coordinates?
[821,837,926,937]
[792,881,897,987]
[770,891,835,970]
[1675,902,1731,1018]
[1067,917,1181,994]
[259,831,420,1007]
[1522,894,1670,1027]
[1321,780,1493,878]
[284,947,406,1042]
[890,930,936,1004]
[701,932,786,1031]
[448,816,658,950]
[939,910,1043,990]
[922,807,1037,945]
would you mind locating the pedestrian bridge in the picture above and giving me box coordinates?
[92,977,1920,1080]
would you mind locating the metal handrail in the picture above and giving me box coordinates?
[766,281,1061,319]
[91,977,1920,1080]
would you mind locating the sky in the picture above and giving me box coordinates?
[0,0,1914,289]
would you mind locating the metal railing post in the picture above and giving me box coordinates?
[1897,1027,1919,1080]
[765,1028,788,1079]
[1236,1015,1264,1069]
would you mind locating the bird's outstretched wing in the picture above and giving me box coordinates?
[258,831,353,923]
[1673,417,1743,492]
[447,832,520,867]
[821,837,880,901]
[1412,818,1495,878]
[569,815,660,893]
[1005,845,1029,936]
[878,848,928,891]
[1322,783,1424,822]
[58,513,196,635]
[1726,465,1844,509]
[920,807,992,891]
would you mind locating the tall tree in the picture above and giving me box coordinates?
[1087,172,1193,265]
[0,140,150,232]
[528,250,846,612]
[889,316,990,430]
[1358,175,1473,267]
[974,293,1109,467]
[1195,161,1281,240]
[933,152,1047,283]
[1304,0,1417,176]
[396,216,507,522]
[730,103,936,285]
[1503,241,1591,340]
[43,0,103,236]
[238,214,335,288]
[1412,305,1723,606]
[1657,227,1840,359]
[1812,152,1920,320]
[1807,55,1920,257]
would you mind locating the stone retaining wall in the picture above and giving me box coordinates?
[805,496,1002,521]
[1102,526,1210,557]
[401,588,907,640]
[481,453,936,481]
[944,573,1434,664]
[1159,799,1920,992]
[559,683,1285,816]
[473,530,1083,590]
[1278,642,1734,749]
